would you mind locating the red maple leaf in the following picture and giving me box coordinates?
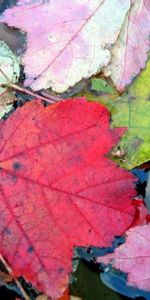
[0,98,138,299]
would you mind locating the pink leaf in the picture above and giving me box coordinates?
[103,0,150,91]
[1,0,130,93]
[97,224,150,292]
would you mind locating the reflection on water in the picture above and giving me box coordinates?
[101,268,150,300]
[71,258,150,300]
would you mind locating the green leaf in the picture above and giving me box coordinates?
[91,78,114,94]
[0,41,20,94]
[106,56,150,169]
[77,56,150,170]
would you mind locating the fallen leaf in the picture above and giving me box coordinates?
[103,0,150,91]
[82,54,150,169]
[97,224,150,292]
[0,98,138,299]
[105,55,150,169]
[1,0,130,93]
[0,41,20,94]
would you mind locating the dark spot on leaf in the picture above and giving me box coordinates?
[3,227,11,235]
[129,96,136,101]
[131,137,143,149]
[11,174,17,183]
[58,267,64,274]
[13,162,21,170]
[27,246,34,253]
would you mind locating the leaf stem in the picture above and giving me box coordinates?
[40,91,62,102]
[0,68,63,104]
[0,253,31,300]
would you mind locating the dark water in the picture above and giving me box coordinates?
[0,0,17,14]
[0,1,150,299]
[0,0,26,55]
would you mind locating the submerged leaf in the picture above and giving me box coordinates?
[91,78,114,94]
[0,98,138,299]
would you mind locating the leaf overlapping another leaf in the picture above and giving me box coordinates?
[1,0,150,93]
[106,56,150,169]
[83,54,150,169]
[0,98,139,299]
[103,0,150,91]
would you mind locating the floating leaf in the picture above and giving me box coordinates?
[97,224,150,293]
[103,0,150,91]
[0,98,138,299]
[82,55,150,169]
[107,56,150,169]
[1,0,130,93]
